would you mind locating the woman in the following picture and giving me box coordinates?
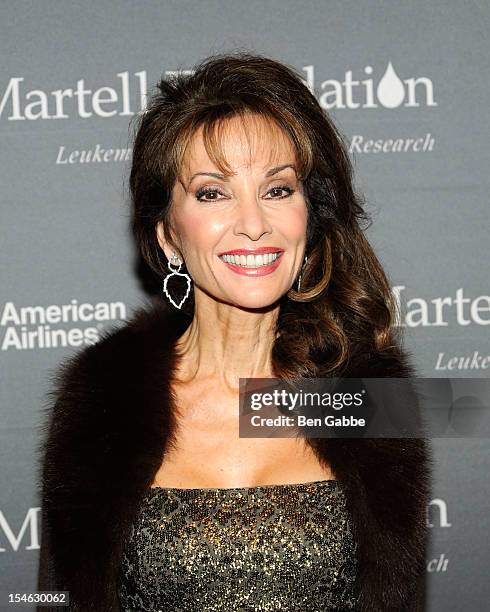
[37,52,433,611]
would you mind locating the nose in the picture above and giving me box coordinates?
[233,196,273,241]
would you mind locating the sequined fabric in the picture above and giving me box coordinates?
[118,479,358,611]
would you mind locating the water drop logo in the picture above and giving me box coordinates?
[377,62,406,108]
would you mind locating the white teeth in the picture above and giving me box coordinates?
[221,252,281,267]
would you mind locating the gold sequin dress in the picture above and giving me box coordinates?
[118,479,358,611]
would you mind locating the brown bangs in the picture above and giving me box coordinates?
[171,108,314,189]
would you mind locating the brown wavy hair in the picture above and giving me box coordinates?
[130,51,403,379]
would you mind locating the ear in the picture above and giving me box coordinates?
[156,221,181,262]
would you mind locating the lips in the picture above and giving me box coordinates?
[218,248,284,275]
[221,252,281,267]
[217,247,284,270]
[217,247,284,256]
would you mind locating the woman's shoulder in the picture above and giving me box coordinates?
[38,303,172,442]
[36,303,180,493]
[47,302,181,393]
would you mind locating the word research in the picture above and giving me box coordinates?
[1,300,127,351]
[0,71,148,120]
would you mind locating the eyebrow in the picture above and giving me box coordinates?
[187,163,297,185]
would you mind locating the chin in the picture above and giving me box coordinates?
[228,290,283,311]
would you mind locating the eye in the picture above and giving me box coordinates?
[265,185,295,199]
[194,186,227,203]
[194,184,296,203]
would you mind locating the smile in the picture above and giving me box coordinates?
[219,252,281,267]
[218,250,284,276]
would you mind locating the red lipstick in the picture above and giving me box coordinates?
[218,248,284,277]
[218,247,284,256]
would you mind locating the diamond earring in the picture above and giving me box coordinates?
[162,252,192,309]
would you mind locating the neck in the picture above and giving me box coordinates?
[174,290,280,390]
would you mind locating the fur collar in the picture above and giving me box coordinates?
[37,300,432,611]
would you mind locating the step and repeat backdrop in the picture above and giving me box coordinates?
[1,1,489,610]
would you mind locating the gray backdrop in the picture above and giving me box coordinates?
[1,1,489,610]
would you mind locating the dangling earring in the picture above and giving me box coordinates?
[297,255,308,292]
[162,252,192,309]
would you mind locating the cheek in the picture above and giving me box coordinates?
[279,203,308,240]
[176,212,224,253]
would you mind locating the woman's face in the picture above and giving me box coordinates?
[156,114,308,310]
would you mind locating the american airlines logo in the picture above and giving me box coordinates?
[0,299,128,351]
[0,61,436,122]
